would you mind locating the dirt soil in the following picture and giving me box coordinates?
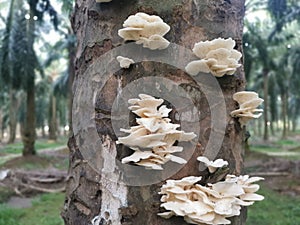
[245,151,300,196]
[0,148,68,204]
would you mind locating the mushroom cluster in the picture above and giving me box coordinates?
[197,156,228,173]
[116,56,135,68]
[117,94,196,170]
[185,38,242,77]
[118,12,170,50]
[158,174,264,225]
[230,91,264,127]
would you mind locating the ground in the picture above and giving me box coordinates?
[0,134,300,224]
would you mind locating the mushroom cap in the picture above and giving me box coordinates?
[136,117,163,133]
[165,176,202,187]
[118,12,170,50]
[136,35,170,50]
[212,181,245,197]
[185,59,211,75]
[165,154,187,164]
[119,94,196,169]
[135,160,163,170]
[231,91,264,126]
[116,56,135,68]
[193,37,236,59]
[214,198,236,216]
[121,151,157,163]
[153,146,183,154]
[117,127,167,148]
[197,156,229,173]
[118,27,143,40]
[240,98,264,109]
[157,211,175,219]
[186,38,241,77]
[128,94,166,118]
[240,193,264,201]
[232,91,259,105]
[124,12,163,27]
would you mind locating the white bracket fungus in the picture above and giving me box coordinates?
[116,56,135,68]
[230,91,264,127]
[158,174,264,225]
[118,12,170,50]
[197,156,228,173]
[116,94,196,170]
[185,38,242,77]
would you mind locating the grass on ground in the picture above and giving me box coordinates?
[0,137,67,155]
[0,193,64,225]
[249,138,300,160]
[247,185,300,225]
[1,186,300,225]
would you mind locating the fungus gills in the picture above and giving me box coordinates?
[185,38,242,77]
[117,94,196,170]
[158,174,264,225]
[118,12,170,50]
[230,91,264,127]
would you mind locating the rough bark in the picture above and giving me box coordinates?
[62,0,246,224]
[67,27,76,135]
[22,83,36,156]
[22,5,36,156]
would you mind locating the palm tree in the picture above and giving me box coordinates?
[244,20,276,140]
[0,0,58,155]
[267,0,300,40]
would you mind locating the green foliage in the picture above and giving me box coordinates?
[0,205,23,225]
[247,186,300,224]
[277,139,298,146]
[0,138,67,154]
[0,187,15,203]
[0,193,64,225]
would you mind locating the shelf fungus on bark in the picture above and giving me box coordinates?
[116,56,135,68]
[230,91,264,127]
[118,12,170,50]
[185,38,242,77]
[158,173,264,225]
[116,94,196,170]
[197,156,228,173]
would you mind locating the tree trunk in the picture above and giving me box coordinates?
[263,69,269,141]
[48,94,57,141]
[281,92,288,139]
[22,4,36,156]
[292,98,300,132]
[62,1,246,224]
[0,109,2,143]
[8,89,19,143]
[22,84,36,156]
[67,27,75,136]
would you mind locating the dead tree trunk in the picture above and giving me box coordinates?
[62,0,246,224]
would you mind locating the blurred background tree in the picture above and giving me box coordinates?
[244,0,300,141]
[0,0,74,155]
